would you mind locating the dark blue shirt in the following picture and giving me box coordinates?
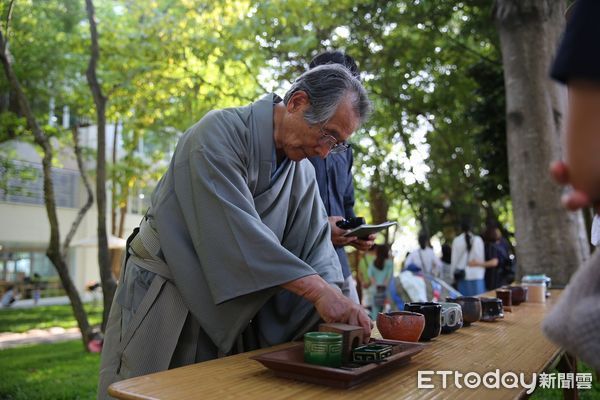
[308,148,356,278]
[551,0,600,84]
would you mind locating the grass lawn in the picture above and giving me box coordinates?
[0,303,103,333]
[0,340,100,400]
[530,361,600,399]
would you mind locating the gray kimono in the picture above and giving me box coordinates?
[98,94,343,398]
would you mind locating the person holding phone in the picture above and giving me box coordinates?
[308,51,376,305]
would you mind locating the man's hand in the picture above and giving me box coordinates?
[328,216,358,247]
[283,274,372,343]
[349,234,376,251]
[311,284,372,343]
[328,217,375,251]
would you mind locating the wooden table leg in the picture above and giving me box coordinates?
[557,352,578,400]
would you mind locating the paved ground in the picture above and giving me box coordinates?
[0,296,83,349]
[0,327,81,349]
[7,295,71,308]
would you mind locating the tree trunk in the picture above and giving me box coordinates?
[0,26,92,351]
[62,126,94,257]
[109,121,123,280]
[494,0,588,285]
[86,0,116,332]
[111,121,118,236]
[368,167,392,244]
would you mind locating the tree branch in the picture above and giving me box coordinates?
[430,22,501,66]
[2,0,15,40]
[86,0,116,333]
[180,58,255,103]
[62,125,94,258]
[241,59,269,93]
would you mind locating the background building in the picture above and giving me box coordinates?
[0,122,152,299]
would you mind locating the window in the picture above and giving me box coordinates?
[0,160,80,208]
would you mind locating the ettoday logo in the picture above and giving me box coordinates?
[417,370,593,394]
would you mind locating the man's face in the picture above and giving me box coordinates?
[282,92,360,161]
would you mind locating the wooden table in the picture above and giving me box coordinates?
[109,289,573,399]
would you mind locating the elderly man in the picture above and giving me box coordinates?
[98,64,372,398]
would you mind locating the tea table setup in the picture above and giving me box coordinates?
[108,288,577,399]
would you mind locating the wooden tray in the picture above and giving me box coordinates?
[251,339,425,389]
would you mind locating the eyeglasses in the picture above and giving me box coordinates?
[317,125,349,154]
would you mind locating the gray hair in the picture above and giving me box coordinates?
[283,64,371,126]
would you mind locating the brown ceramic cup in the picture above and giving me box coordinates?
[496,289,512,312]
[501,285,528,305]
[376,311,426,342]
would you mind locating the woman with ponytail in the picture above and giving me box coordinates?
[450,217,486,296]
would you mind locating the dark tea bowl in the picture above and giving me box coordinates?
[446,296,482,326]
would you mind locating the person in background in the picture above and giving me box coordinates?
[308,51,376,305]
[32,273,42,305]
[357,246,376,309]
[480,225,510,291]
[405,231,441,277]
[543,0,600,372]
[368,244,394,319]
[451,217,486,296]
[1,285,17,307]
[439,244,453,286]
[496,226,516,285]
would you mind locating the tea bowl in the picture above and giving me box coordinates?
[376,311,425,342]
[446,296,482,326]
[438,302,463,334]
[480,297,504,321]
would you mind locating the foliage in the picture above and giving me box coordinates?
[2,0,516,244]
[244,0,511,241]
[0,303,102,333]
[79,0,270,227]
[0,0,88,123]
[0,111,27,142]
[0,152,39,200]
[0,340,99,400]
[530,361,600,400]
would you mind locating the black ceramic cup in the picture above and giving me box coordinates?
[495,289,512,311]
[446,296,482,326]
[403,302,442,341]
[480,297,504,321]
